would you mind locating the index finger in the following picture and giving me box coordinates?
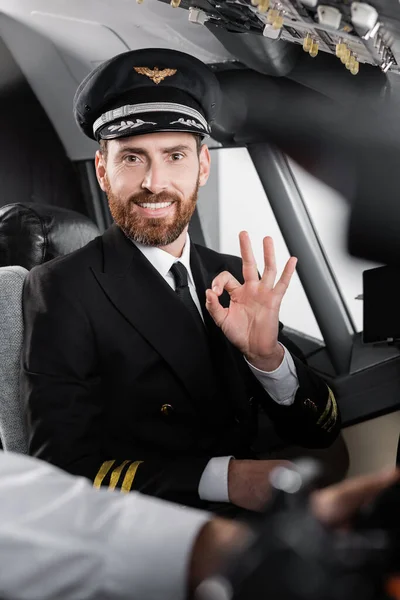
[239,231,259,283]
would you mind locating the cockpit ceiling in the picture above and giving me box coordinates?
[1,1,399,77]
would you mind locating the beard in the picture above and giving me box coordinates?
[105,177,200,247]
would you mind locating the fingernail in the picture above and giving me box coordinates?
[212,286,219,294]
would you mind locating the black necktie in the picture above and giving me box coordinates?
[170,262,206,334]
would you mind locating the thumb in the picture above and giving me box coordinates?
[205,289,228,328]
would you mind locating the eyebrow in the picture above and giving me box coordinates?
[116,144,194,157]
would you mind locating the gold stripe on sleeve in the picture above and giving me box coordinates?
[328,386,338,420]
[321,388,338,430]
[109,460,132,491]
[93,460,115,489]
[121,461,144,493]
[317,392,332,426]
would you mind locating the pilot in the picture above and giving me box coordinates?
[22,48,341,513]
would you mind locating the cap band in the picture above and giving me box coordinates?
[93,101,210,138]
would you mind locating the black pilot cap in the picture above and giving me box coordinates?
[73,48,220,142]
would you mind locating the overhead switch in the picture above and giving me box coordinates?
[317,6,341,29]
[351,2,378,32]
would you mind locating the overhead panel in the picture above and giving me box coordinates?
[156,0,400,76]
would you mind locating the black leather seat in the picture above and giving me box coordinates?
[0,203,100,453]
[0,203,100,270]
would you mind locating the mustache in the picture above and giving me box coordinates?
[130,191,180,205]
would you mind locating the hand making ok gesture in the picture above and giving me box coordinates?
[205,231,297,371]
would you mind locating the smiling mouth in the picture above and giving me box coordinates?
[137,202,174,210]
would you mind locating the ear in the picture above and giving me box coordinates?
[95,150,108,192]
[198,144,211,187]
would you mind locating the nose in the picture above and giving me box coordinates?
[141,162,169,195]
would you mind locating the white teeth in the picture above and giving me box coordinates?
[139,202,172,209]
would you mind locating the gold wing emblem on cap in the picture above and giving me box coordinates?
[134,66,177,84]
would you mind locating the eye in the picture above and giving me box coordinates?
[170,153,184,161]
[123,155,140,164]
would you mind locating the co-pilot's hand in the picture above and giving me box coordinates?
[311,468,400,529]
[205,231,297,371]
[189,469,400,598]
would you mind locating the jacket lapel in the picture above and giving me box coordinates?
[92,226,215,415]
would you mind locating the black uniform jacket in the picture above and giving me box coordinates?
[22,225,340,509]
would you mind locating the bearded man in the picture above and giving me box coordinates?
[22,48,341,514]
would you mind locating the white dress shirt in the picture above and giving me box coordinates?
[0,451,210,600]
[133,235,299,503]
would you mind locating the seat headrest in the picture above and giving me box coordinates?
[0,203,100,270]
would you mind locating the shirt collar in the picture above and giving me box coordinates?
[132,233,195,286]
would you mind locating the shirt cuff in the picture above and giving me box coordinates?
[246,344,299,406]
[198,456,233,502]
